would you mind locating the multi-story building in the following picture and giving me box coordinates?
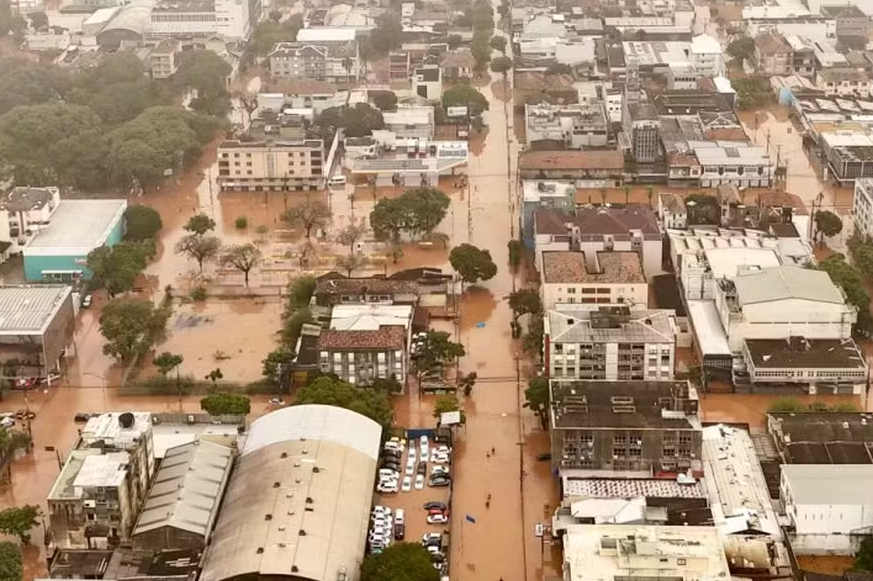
[412,65,441,100]
[0,186,60,258]
[317,325,408,385]
[518,151,625,187]
[268,40,359,82]
[149,0,254,40]
[540,251,648,310]
[545,305,676,381]
[822,5,870,42]
[524,103,608,149]
[149,39,179,79]
[816,68,872,97]
[549,380,701,477]
[382,106,435,140]
[658,193,687,229]
[785,34,817,76]
[572,205,663,278]
[520,181,576,248]
[216,139,325,192]
[623,101,661,163]
[48,412,155,549]
[821,132,873,185]
[853,178,873,238]
[692,142,774,188]
[689,33,724,77]
[755,31,793,76]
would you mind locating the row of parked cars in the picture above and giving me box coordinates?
[368,506,404,553]
[376,436,452,493]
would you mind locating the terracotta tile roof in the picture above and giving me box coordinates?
[755,31,791,55]
[659,192,686,213]
[315,277,419,296]
[514,72,574,91]
[317,326,406,350]
[667,151,700,166]
[534,209,574,235]
[542,251,645,284]
[518,150,624,171]
[703,127,748,141]
[574,204,660,238]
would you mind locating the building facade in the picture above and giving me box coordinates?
[268,41,359,82]
[755,31,792,76]
[149,0,254,40]
[852,178,873,238]
[216,139,325,191]
[524,103,609,149]
[541,251,649,310]
[317,327,408,385]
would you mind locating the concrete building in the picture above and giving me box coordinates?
[48,412,155,549]
[22,199,127,282]
[518,151,625,187]
[268,40,360,82]
[816,68,873,96]
[216,139,325,192]
[755,31,793,76]
[382,106,435,140]
[345,135,467,187]
[0,186,61,260]
[313,276,419,307]
[785,34,817,76]
[768,412,873,465]
[412,65,441,100]
[131,441,232,552]
[524,103,609,149]
[545,305,677,381]
[0,285,75,377]
[852,178,873,238]
[573,205,663,278]
[822,4,870,41]
[148,0,255,40]
[658,193,687,229]
[148,39,179,79]
[623,101,662,164]
[520,180,575,248]
[689,34,724,77]
[781,464,873,555]
[559,524,731,581]
[541,251,648,310]
[691,142,774,188]
[200,405,382,581]
[549,380,701,478]
[821,131,873,185]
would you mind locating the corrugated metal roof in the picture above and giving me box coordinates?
[133,441,233,537]
[0,285,72,334]
[734,265,844,305]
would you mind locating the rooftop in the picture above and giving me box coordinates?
[79,411,153,450]
[549,380,699,430]
[660,192,686,214]
[574,205,660,239]
[701,424,781,537]
[133,441,233,538]
[329,304,413,331]
[0,186,58,213]
[756,31,791,55]
[48,449,103,500]
[0,285,72,335]
[782,464,873,506]
[518,150,625,171]
[562,524,731,581]
[73,452,129,488]
[200,405,382,581]
[542,251,645,284]
[733,265,846,306]
[622,40,693,67]
[315,275,418,297]
[24,199,126,255]
[548,306,676,345]
[686,300,730,357]
[768,412,873,445]
[296,26,357,43]
[562,477,706,499]
[745,337,867,370]
[317,326,406,350]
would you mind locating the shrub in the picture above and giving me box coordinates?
[235,216,248,229]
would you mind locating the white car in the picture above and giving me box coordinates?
[395,508,405,525]
[402,476,412,492]
[426,545,441,555]
[379,469,399,479]
[433,445,451,455]
[373,517,393,529]
[384,441,402,452]
[421,448,429,462]
[406,457,416,475]
[408,448,417,462]
[373,505,391,516]
[414,474,425,490]
[422,532,441,544]
[420,435,429,448]
[431,453,449,464]
[377,482,398,493]
[427,513,449,524]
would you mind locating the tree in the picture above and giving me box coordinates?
[623,185,631,204]
[522,315,544,362]
[175,234,221,272]
[433,394,465,422]
[153,352,183,376]
[87,242,153,297]
[0,505,41,544]
[335,253,369,276]
[362,543,439,581]
[174,50,232,116]
[509,289,542,322]
[220,243,262,287]
[281,307,314,347]
[0,542,22,581]
[268,9,282,21]
[447,34,463,50]
[489,35,507,53]
[282,198,332,240]
[200,392,251,415]
[472,36,492,70]
[286,276,316,310]
[336,219,368,252]
[726,36,755,64]
[416,330,465,372]
[184,213,217,236]
[818,255,870,321]
[370,198,408,243]
[814,210,843,242]
[318,103,384,138]
[371,374,403,393]
[402,187,451,237]
[524,376,549,429]
[263,348,296,386]
[250,16,303,56]
[508,240,523,272]
[732,77,771,110]
[370,90,398,111]
[767,397,807,413]
[28,11,47,28]
[854,537,873,572]
[294,376,394,430]
[449,243,498,285]
[442,84,490,117]
[490,55,513,74]
[459,371,477,396]
[100,299,170,361]
[124,205,163,241]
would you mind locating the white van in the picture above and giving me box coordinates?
[327,175,347,187]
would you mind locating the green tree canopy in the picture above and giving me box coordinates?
[489,35,507,52]
[416,330,465,372]
[854,536,873,571]
[319,103,385,138]
[509,289,543,321]
[731,77,771,110]
[99,299,170,362]
[370,90,398,111]
[262,348,296,386]
[524,376,549,429]
[200,392,251,415]
[818,254,870,322]
[174,50,232,115]
[369,188,450,242]
[294,376,394,430]
[814,210,843,240]
[153,352,183,376]
[286,276,316,311]
[220,243,263,287]
[0,57,69,117]
[87,242,153,297]
[0,505,41,544]
[507,240,523,271]
[361,542,440,581]
[364,15,403,57]
[447,34,463,49]
[522,315,544,362]
[0,541,22,581]
[185,213,217,236]
[250,15,304,55]
[433,394,464,422]
[442,84,490,117]
[490,55,513,74]
[726,36,755,63]
[124,205,163,241]
[449,243,498,285]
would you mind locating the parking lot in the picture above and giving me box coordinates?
[369,433,454,573]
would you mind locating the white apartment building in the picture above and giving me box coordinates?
[852,178,873,239]
[560,524,731,581]
[689,34,724,77]
[382,106,435,140]
[268,40,360,82]
[545,305,677,381]
[816,68,872,97]
[524,103,609,149]
[572,205,664,278]
[412,65,442,101]
[149,0,253,40]
[0,187,61,259]
[541,251,648,311]
[216,139,325,191]
[781,464,873,555]
[716,265,856,353]
[692,142,774,188]
[658,193,687,229]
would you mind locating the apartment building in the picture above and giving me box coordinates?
[689,34,724,77]
[541,251,648,310]
[317,326,408,385]
[573,205,663,278]
[692,142,774,188]
[816,68,872,97]
[755,31,792,76]
[149,0,254,40]
[0,186,61,258]
[658,193,687,229]
[149,39,179,79]
[545,305,676,381]
[623,101,662,164]
[268,40,359,82]
[549,380,701,477]
[785,34,817,76]
[216,139,325,192]
[525,103,608,149]
[822,5,870,41]
[853,178,873,238]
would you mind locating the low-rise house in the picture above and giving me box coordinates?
[314,275,419,307]
[755,32,793,76]
[524,102,608,149]
[412,65,441,100]
[822,4,870,43]
[259,79,346,116]
[517,151,624,186]
[692,142,773,188]
[439,50,474,80]
[540,251,648,310]
[317,325,408,385]
[816,67,872,97]
[785,34,817,76]
[658,193,688,229]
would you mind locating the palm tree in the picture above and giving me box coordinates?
[623,185,630,204]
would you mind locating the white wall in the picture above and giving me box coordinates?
[542,281,648,311]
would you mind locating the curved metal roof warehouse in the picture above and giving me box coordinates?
[200,405,382,581]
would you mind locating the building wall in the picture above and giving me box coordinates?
[42,290,75,374]
[854,180,873,238]
[758,50,792,76]
[690,51,723,76]
[23,213,124,282]
[149,0,251,39]
[548,340,674,380]
[217,141,325,191]
[319,348,407,384]
[699,164,773,188]
[542,281,649,311]
[132,525,207,552]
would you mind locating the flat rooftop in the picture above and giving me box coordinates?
[25,200,126,255]
[782,464,873,506]
[79,412,152,449]
[329,304,413,331]
[73,452,128,488]
[0,285,72,335]
[745,337,867,370]
[542,251,645,284]
[769,412,873,444]
[549,380,699,430]
[562,477,706,499]
[548,306,676,345]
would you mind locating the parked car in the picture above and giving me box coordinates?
[423,502,447,511]
[417,461,427,476]
[379,468,399,479]
[394,523,405,540]
[432,466,449,476]
[377,482,398,493]
[402,476,412,492]
[415,474,425,490]
[431,453,449,464]
[74,412,93,422]
[382,449,402,459]
[0,416,13,429]
[14,409,35,420]
[422,532,442,544]
[81,294,92,308]
[536,452,552,462]
[427,514,449,524]
[429,476,450,488]
[268,398,285,405]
